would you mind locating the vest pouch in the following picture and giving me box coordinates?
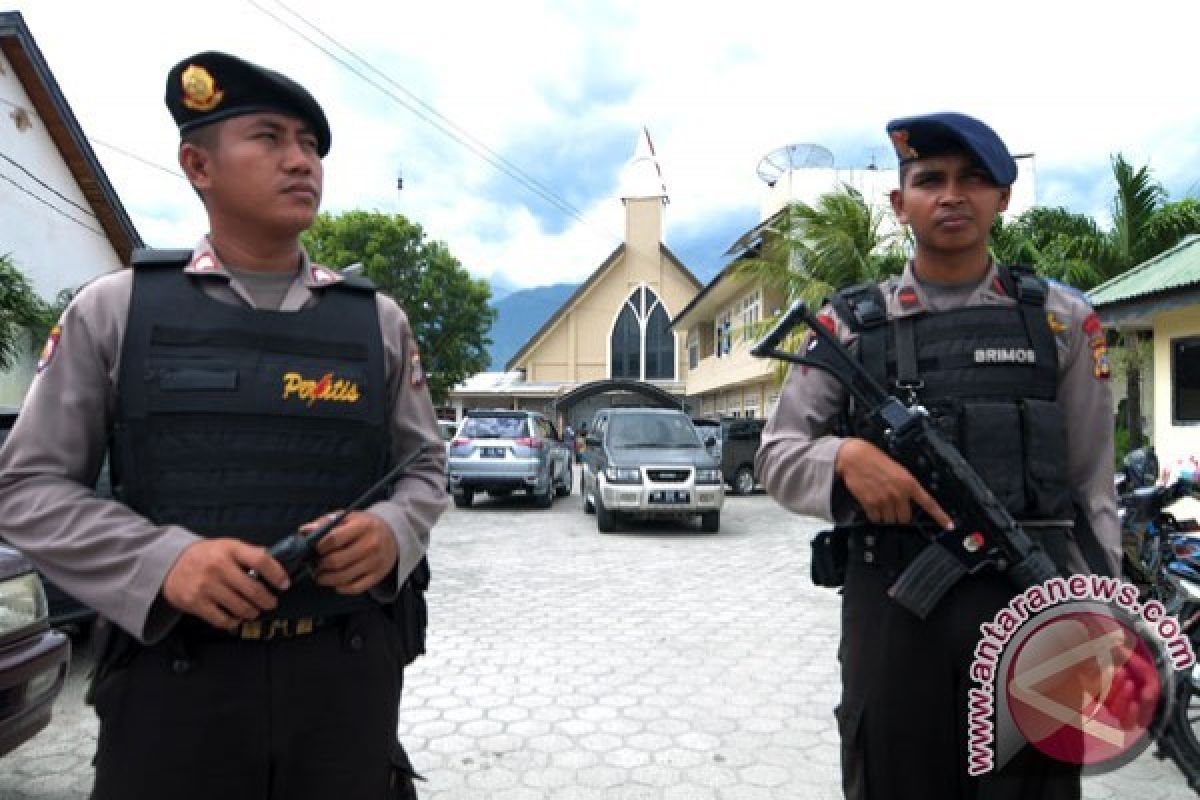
[811,529,848,588]
[960,402,1025,514]
[1021,398,1072,519]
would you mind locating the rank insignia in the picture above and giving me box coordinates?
[180,65,224,112]
[410,350,426,387]
[889,129,919,160]
[1046,312,1068,334]
[36,324,61,373]
[1092,348,1111,380]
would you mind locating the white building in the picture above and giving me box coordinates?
[0,12,141,404]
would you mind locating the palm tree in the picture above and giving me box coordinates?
[736,185,906,314]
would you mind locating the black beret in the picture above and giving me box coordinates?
[165,51,331,157]
[886,112,1016,187]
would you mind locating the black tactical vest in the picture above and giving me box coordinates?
[111,250,389,618]
[833,266,1073,524]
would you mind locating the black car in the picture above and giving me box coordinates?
[0,408,97,632]
[0,543,70,757]
[693,416,765,495]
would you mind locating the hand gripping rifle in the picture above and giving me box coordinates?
[751,300,1059,619]
[256,443,434,584]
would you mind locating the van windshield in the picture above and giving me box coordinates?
[608,414,701,448]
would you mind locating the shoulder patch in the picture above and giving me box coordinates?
[410,347,426,387]
[36,324,61,373]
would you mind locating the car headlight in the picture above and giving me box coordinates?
[696,468,722,484]
[0,573,48,637]
[604,466,642,484]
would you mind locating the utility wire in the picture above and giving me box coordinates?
[246,0,620,245]
[0,169,105,237]
[92,138,187,181]
[0,151,96,217]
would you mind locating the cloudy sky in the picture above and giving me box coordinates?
[7,0,1200,288]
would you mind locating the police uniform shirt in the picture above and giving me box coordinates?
[756,260,1120,575]
[0,237,450,643]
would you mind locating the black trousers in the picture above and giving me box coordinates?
[91,607,415,800]
[837,535,1081,800]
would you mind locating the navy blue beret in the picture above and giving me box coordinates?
[166,51,330,157]
[886,112,1015,187]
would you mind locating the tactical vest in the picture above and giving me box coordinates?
[832,266,1073,526]
[111,249,389,619]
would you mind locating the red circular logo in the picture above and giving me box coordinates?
[1006,610,1161,765]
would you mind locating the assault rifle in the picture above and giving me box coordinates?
[751,300,1059,619]
[255,443,433,583]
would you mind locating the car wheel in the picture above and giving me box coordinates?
[700,511,720,533]
[556,463,573,497]
[453,489,473,509]
[534,478,554,509]
[596,491,617,533]
[731,465,755,496]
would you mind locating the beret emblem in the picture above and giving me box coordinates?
[181,64,224,112]
[889,128,919,160]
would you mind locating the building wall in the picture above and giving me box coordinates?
[514,244,696,386]
[1153,306,1200,468]
[0,50,124,405]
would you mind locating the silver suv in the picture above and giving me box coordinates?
[581,408,724,532]
[448,410,573,509]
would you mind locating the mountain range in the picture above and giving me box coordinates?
[486,281,579,371]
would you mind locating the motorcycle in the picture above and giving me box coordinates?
[1117,447,1200,787]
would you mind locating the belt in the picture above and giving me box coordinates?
[846,523,1070,574]
[175,615,332,642]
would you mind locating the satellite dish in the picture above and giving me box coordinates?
[756,143,835,187]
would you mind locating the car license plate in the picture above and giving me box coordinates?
[481,447,506,458]
[649,490,690,504]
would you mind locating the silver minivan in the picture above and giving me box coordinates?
[447,410,573,509]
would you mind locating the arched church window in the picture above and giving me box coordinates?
[609,286,676,381]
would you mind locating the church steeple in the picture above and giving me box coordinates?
[620,126,669,204]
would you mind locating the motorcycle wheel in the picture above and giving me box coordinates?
[1160,605,1200,790]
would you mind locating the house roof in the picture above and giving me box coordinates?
[1089,235,1200,328]
[504,243,703,371]
[0,12,142,263]
[671,209,782,330]
[1089,235,1200,307]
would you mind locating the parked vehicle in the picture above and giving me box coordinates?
[0,544,70,757]
[693,416,765,496]
[1116,454,1200,787]
[447,410,573,509]
[581,408,724,533]
[0,408,96,632]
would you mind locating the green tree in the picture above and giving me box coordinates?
[302,211,495,404]
[0,253,55,371]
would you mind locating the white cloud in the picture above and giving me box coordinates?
[7,0,1200,288]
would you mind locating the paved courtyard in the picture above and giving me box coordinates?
[1,480,1196,798]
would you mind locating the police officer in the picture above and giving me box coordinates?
[757,112,1120,798]
[0,52,448,799]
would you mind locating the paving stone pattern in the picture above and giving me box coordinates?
[0,484,1195,798]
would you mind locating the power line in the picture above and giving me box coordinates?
[0,151,96,218]
[246,0,620,245]
[0,169,105,238]
[91,138,187,181]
